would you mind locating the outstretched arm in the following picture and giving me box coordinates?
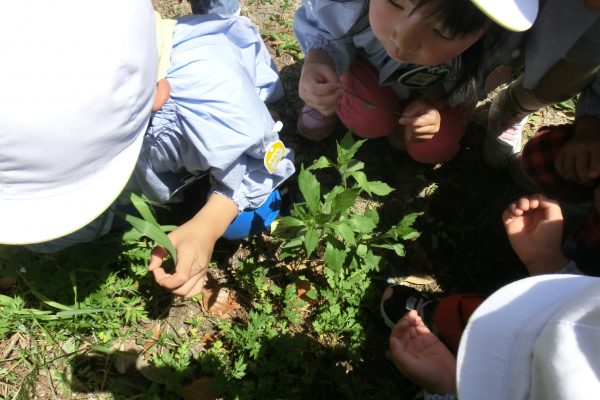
[389,310,457,395]
[148,194,238,298]
[502,194,569,275]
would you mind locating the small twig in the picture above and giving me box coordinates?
[0,334,20,360]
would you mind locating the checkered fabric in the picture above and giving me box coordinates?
[522,125,596,203]
[521,125,600,259]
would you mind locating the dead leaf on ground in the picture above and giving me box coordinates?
[200,286,241,318]
[199,332,218,347]
[294,278,314,303]
[181,377,220,400]
[143,322,163,351]
[401,274,436,286]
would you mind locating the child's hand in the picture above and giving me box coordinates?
[502,194,569,275]
[389,310,457,395]
[148,195,238,299]
[398,100,441,142]
[149,220,215,299]
[555,117,600,185]
[298,49,343,116]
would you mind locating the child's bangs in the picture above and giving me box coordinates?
[415,0,489,38]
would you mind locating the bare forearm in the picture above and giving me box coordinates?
[188,194,238,240]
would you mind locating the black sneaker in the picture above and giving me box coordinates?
[380,285,438,329]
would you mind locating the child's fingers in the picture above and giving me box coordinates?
[171,273,206,299]
[311,82,343,97]
[148,246,168,271]
[156,250,196,290]
[398,115,431,128]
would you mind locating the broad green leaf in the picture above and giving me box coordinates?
[364,181,394,196]
[119,212,177,263]
[360,250,382,272]
[347,215,377,234]
[322,185,346,213]
[306,156,333,171]
[330,188,360,216]
[326,222,355,246]
[272,216,306,236]
[365,207,380,225]
[349,171,368,190]
[338,131,365,162]
[373,243,405,257]
[304,228,320,257]
[130,193,159,226]
[356,244,368,256]
[386,212,423,240]
[298,168,321,214]
[324,242,346,275]
[345,160,364,173]
[399,212,423,229]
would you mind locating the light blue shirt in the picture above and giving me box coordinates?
[130,14,295,211]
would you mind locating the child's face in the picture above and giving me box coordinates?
[369,0,487,66]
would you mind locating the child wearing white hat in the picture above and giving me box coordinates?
[0,0,294,298]
[390,274,600,400]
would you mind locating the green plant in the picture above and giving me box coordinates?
[272,131,421,342]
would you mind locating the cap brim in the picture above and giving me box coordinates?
[471,0,538,31]
[0,131,145,245]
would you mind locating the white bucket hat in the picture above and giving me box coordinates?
[457,274,600,399]
[471,0,539,31]
[0,0,157,244]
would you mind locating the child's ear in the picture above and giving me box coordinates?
[152,79,170,112]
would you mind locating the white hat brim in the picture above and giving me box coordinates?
[471,0,539,31]
[0,132,145,245]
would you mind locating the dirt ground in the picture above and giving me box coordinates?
[146,1,578,398]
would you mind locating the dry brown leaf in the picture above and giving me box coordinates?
[294,279,313,303]
[181,377,220,400]
[401,274,436,286]
[143,322,163,351]
[201,286,241,318]
[199,332,218,346]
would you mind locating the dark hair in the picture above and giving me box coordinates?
[345,0,508,102]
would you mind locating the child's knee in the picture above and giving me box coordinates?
[406,140,461,164]
[337,58,402,138]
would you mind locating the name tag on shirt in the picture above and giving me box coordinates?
[397,65,450,89]
[264,140,286,174]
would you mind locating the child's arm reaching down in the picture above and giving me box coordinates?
[148,194,238,298]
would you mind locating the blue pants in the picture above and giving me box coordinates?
[27,189,281,253]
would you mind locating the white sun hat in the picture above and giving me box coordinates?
[471,0,539,31]
[457,274,600,399]
[0,0,157,244]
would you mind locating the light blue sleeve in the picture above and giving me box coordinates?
[293,0,363,74]
[137,16,294,211]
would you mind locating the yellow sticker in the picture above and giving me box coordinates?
[264,140,286,174]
